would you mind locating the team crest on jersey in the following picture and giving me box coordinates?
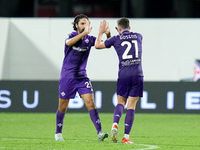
[85,38,89,43]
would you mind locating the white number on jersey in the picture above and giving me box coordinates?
[85,81,91,88]
[121,40,138,60]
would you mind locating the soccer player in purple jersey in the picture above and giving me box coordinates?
[95,18,144,144]
[55,14,109,141]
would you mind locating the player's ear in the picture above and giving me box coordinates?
[115,27,118,32]
[118,27,122,32]
[129,26,131,30]
[75,23,78,29]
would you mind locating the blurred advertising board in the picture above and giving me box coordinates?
[0,81,200,113]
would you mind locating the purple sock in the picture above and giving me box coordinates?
[124,109,135,134]
[113,104,124,124]
[55,109,65,134]
[89,109,102,134]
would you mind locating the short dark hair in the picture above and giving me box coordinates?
[117,17,129,29]
[72,14,88,31]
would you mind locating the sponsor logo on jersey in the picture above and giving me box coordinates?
[72,46,88,51]
[121,59,141,66]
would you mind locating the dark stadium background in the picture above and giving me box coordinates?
[0,0,200,18]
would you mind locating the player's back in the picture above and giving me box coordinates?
[113,30,143,78]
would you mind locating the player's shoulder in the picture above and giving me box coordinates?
[135,32,142,36]
[87,34,96,39]
[66,31,78,39]
[130,31,142,36]
[132,32,143,39]
[85,34,96,42]
[111,34,119,39]
[105,35,118,43]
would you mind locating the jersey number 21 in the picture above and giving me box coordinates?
[121,40,138,59]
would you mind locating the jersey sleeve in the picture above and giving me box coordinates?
[104,36,115,48]
[65,32,77,43]
[91,36,96,46]
[137,33,143,41]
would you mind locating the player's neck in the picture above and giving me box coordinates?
[120,29,129,34]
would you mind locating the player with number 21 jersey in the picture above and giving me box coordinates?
[105,31,143,78]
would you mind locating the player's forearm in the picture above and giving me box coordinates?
[95,32,104,49]
[66,32,87,46]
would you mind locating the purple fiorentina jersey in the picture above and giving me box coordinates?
[60,31,96,78]
[105,30,143,78]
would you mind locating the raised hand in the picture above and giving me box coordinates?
[99,20,107,34]
[105,21,110,35]
[84,20,93,34]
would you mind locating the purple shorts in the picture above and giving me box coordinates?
[59,77,93,99]
[117,76,143,98]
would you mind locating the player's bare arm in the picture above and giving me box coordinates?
[95,20,108,49]
[66,20,92,46]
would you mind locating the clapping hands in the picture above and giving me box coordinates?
[84,20,93,34]
[99,20,110,36]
